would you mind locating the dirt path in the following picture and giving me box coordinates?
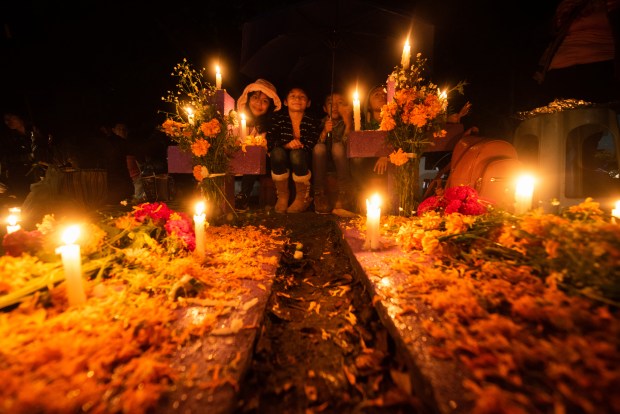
[233,212,419,414]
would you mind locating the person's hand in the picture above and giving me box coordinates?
[373,156,388,174]
[285,139,304,150]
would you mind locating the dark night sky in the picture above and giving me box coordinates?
[1,0,558,140]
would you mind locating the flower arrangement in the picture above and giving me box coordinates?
[160,59,240,208]
[380,53,465,215]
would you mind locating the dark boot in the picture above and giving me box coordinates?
[314,190,330,214]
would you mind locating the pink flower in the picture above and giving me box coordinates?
[418,186,487,216]
[2,229,44,257]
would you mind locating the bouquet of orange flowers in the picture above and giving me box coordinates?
[380,53,465,215]
[160,59,239,207]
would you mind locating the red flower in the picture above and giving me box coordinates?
[418,185,487,216]
[2,229,44,257]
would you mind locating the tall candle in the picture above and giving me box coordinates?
[611,200,620,223]
[438,88,448,112]
[365,194,381,250]
[514,175,535,215]
[352,90,361,131]
[401,40,411,69]
[215,65,222,90]
[6,213,21,234]
[194,201,206,259]
[240,113,247,139]
[56,225,86,306]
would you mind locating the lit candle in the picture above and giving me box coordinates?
[353,90,361,131]
[194,201,206,259]
[514,175,535,215]
[56,225,86,306]
[6,213,21,234]
[365,194,381,250]
[401,39,411,69]
[215,65,222,90]
[611,200,620,223]
[240,113,247,139]
[438,88,448,112]
[186,107,195,125]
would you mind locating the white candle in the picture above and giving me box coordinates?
[194,201,206,259]
[365,194,381,250]
[353,90,361,131]
[514,175,535,215]
[186,107,195,125]
[215,65,222,90]
[56,225,86,306]
[611,200,620,223]
[438,88,448,112]
[240,113,247,139]
[6,213,21,234]
[401,40,411,69]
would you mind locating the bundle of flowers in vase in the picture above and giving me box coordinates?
[380,53,465,216]
[160,59,239,210]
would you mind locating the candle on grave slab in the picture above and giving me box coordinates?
[401,39,411,69]
[186,107,195,125]
[56,225,86,306]
[353,90,361,131]
[194,201,206,259]
[6,213,21,234]
[365,194,381,250]
[514,175,535,215]
[215,65,222,90]
[240,113,247,139]
[611,200,620,223]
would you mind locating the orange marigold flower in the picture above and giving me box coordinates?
[200,119,221,137]
[389,148,409,166]
[434,129,447,138]
[191,139,211,157]
[161,119,186,137]
[192,165,208,182]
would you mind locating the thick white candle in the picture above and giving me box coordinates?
[6,214,21,234]
[240,113,247,139]
[57,225,86,306]
[365,194,381,250]
[401,40,411,69]
[215,65,222,90]
[611,200,620,223]
[353,91,361,131]
[514,175,535,215]
[194,201,206,259]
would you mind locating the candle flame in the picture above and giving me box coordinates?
[515,174,535,196]
[8,207,21,214]
[195,201,206,216]
[353,90,359,101]
[6,214,19,226]
[62,225,80,245]
[185,107,194,116]
[615,200,620,210]
[216,65,221,75]
[366,193,382,211]
[240,113,246,121]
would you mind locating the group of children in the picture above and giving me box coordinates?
[234,79,389,216]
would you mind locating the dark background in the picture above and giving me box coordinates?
[1,0,558,142]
